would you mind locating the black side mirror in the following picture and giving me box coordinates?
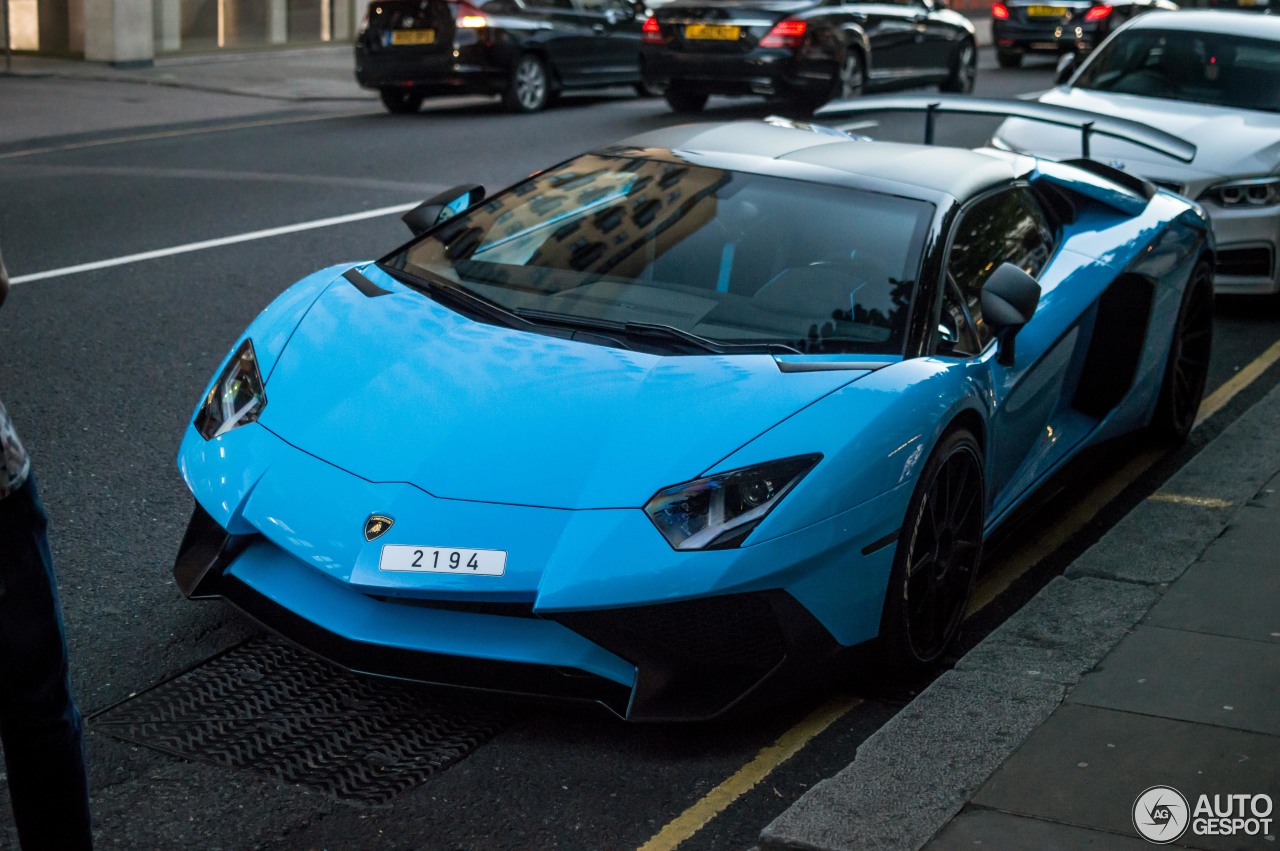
[1055,52,1078,85]
[981,262,1041,366]
[402,184,486,236]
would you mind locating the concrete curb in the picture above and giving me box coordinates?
[759,383,1280,851]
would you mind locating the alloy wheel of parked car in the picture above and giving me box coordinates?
[836,50,865,100]
[941,40,978,93]
[379,87,424,114]
[1151,260,1214,442]
[505,54,550,113]
[881,429,984,669]
[664,88,709,113]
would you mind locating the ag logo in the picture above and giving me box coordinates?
[364,514,394,542]
[1133,785,1189,843]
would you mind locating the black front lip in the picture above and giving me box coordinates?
[174,501,847,722]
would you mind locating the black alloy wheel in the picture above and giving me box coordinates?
[664,87,709,113]
[504,54,550,113]
[996,48,1022,68]
[1150,260,1214,442]
[941,39,977,93]
[880,429,985,671]
[379,87,425,114]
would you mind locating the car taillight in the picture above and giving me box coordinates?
[1083,4,1112,19]
[760,18,806,48]
[992,2,1010,18]
[642,15,663,44]
[457,1,489,28]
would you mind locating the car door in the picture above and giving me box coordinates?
[572,0,643,82]
[841,0,924,86]
[525,0,598,85]
[915,0,962,79]
[939,185,1075,519]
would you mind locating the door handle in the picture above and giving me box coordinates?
[593,22,606,32]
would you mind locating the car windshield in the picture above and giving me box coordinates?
[1073,28,1280,112]
[385,154,933,355]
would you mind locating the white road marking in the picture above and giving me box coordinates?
[9,202,421,285]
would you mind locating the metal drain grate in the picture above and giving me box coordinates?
[91,636,506,802]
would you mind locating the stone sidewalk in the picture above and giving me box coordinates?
[761,384,1280,849]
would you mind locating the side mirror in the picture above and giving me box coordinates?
[1055,52,1078,86]
[981,263,1041,366]
[402,184,486,236]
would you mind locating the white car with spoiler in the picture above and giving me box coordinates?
[991,11,1280,295]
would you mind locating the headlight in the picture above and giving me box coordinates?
[1200,177,1280,208]
[194,338,266,440]
[644,455,820,550]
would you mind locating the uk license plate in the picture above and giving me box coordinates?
[685,24,741,40]
[379,545,507,576]
[1025,5,1067,14]
[391,29,436,45]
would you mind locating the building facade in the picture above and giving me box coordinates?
[3,0,365,64]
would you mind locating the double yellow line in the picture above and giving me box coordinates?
[639,337,1280,851]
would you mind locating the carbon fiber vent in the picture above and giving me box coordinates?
[91,637,506,802]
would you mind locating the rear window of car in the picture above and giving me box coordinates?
[388,154,935,356]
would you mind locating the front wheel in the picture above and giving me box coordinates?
[1149,260,1213,443]
[664,87,708,113]
[379,87,424,114]
[940,39,977,93]
[503,54,550,113]
[878,428,985,673]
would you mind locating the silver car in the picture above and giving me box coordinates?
[994,11,1280,294]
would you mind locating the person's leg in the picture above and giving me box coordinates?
[0,473,92,850]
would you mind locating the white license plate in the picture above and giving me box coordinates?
[379,545,507,576]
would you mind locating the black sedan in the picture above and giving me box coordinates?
[991,0,1177,67]
[356,0,653,113]
[639,0,977,113]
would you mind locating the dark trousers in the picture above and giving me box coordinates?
[0,474,92,850]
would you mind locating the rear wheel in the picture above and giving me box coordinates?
[1149,260,1213,443]
[379,87,424,114]
[996,49,1022,68]
[834,48,865,101]
[878,429,984,673]
[940,39,977,93]
[503,54,550,113]
[664,87,708,113]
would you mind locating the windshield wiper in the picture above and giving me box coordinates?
[513,309,800,355]
[379,264,552,334]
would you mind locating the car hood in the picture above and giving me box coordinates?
[257,271,864,509]
[998,87,1280,186]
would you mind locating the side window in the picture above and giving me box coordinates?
[945,187,1054,350]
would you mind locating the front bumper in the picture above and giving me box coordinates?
[1202,203,1280,295]
[175,423,901,720]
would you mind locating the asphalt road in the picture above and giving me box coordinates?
[1,49,1279,850]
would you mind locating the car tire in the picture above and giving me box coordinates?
[379,87,424,114]
[503,54,551,113]
[877,427,984,674]
[996,49,1022,68]
[940,39,977,93]
[664,87,708,113]
[1149,259,1213,443]
[833,48,865,101]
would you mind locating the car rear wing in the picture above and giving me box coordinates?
[815,94,1197,164]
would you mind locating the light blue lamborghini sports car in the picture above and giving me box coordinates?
[175,108,1212,721]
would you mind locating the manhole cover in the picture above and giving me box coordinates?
[91,636,506,802]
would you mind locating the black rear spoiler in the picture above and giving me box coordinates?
[815,94,1197,164]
